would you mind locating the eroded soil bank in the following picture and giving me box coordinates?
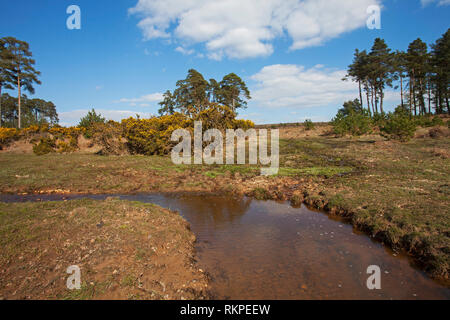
[0,198,208,300]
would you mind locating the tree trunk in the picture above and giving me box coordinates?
[412,74,417,116]
[371,86,375,114]
[400,76,404,108]
[374,86,378,114]
[358,81,363,109]
[18,75,21,129]
[436,88,441,114]
[446,92,450,115]
[419,78,424,115]
[428,84,431,115]
[379,87,384,114]
[409,78,413,116]
[365,84,371,116]
[0,85,2,127]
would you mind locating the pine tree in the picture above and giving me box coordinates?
[2,37,41,128]
[406,38,429,116]
[0,38,15,127]
[173,69,209,116]
[344,49,372,116]
[392,50,408,110]
[207,79,221,103]
[218,73,251,112]
[161,70,251,117]
[430,29,450,114]
[158,90,176,115]
[368,38,393,114]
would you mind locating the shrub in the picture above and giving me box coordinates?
[414,115,444,127]
[78,109,106,138]
[123,104,252,156]
[233,119,255,130]
[332,100,372,136]
[371,112,387,128]
[304,119,315,131]
[0,128,19,149]
[91,121,128,155]
[48,126,84,140]
[33,138,56,155]
[21,125,41,137]
[123,113,192,155]
[194,104,236,131]
[332,111,372,136]
[380,112,417,141]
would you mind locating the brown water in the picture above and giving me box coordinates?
[1,193,449,300]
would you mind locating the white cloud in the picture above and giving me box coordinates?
[129,0,381,59]
[114,92,164,104]
[175,46,195,55]
[421,0,450,6]
[59,109,154,126]
[250,64,358,109]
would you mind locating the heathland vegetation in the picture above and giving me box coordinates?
[0,29,449,298]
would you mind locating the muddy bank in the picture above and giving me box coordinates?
[0,198,208,300]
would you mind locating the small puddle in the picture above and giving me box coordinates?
[1,193,449,300]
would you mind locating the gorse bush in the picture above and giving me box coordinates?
[1,125,84,152]
[0,128,19,149]
[26,125,83,155]
[4,105,255,156]
[123,113,192,155]
[48,126,84,140]
[233,119,255,130]
[194,104,235,131]
[123,104,254,156]
[33,137,56,155]
[91,121,128,155]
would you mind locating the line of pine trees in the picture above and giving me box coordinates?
[0,37,58,128]
[344,29,449,116]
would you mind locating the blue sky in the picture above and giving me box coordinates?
[0,0,449,125]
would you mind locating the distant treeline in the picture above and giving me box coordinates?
[0,93,58,128]
[344,28,449,116]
